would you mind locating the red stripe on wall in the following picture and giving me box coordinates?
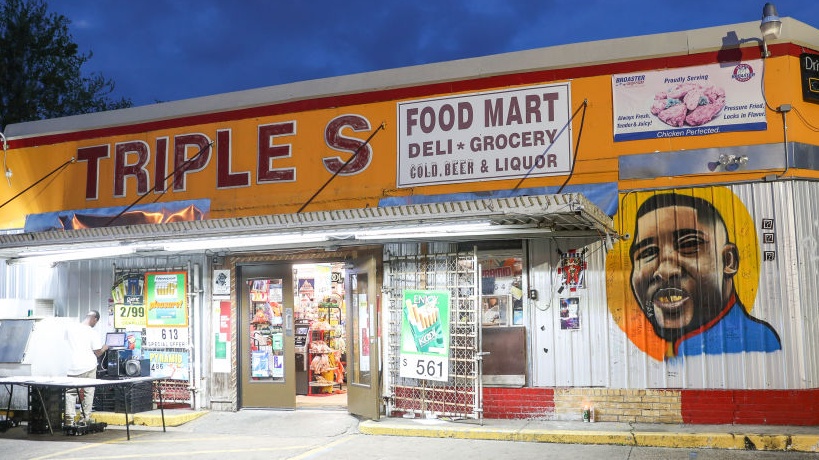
[482,387,555,419]
[681,389,819,425]
[7,43,802,149]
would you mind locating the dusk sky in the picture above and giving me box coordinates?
[49,1,819,107]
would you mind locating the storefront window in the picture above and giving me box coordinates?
[248,279,285,382]
[479,253,524,326]
[349,272,372,386]
[478,250,527,387]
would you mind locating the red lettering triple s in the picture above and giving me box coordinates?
[77,114,374,200]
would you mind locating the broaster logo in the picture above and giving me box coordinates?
[732,63,755,82]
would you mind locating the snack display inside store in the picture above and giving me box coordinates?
[294,263,347,396]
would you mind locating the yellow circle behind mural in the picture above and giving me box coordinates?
[605,186,760,361]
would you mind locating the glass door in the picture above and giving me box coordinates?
[239,264,296,408]
[345,254,380,419]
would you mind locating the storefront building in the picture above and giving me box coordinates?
[1,13,818,425]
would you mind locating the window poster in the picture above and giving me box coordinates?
[213,300,231,373]
[148,350,190,380]
[560,296,581,331]
[399,289,451,382]
[482,295,510,326]
[249,279,285,381]
[251,351,270,378]
[145,271,188,327]
[213,269,230,296]
[112,273,147,328]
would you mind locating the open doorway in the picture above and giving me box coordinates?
[293,262,348,410]
[239,252,379,418]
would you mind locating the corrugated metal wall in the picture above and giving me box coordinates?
[3,181,817,396]
[0,262,59,303]
[1,256,204,318]
[791,181,819,389]
[530,237,610,388]
[0,254,210,408]
[530,181,819,390]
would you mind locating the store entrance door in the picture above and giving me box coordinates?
[345,254,381,420]
[238,264,296,409]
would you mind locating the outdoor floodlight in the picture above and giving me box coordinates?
[759,2,782,57]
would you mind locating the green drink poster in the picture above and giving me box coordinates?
[145,271,188,327]
[399,289,450,382]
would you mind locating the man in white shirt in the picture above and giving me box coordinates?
[64,310,108,427]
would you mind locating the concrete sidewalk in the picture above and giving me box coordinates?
[91,409,819,453]
[358,416,819,453]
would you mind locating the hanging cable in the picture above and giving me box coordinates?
[760,46,778,113]
[297,122,386,213]
[0,157,75,210]
[556,100,588,194]
[791,106,819,132]
[0,132,10,187]
[771,106,791,180]
[512,99,588,192]
[104,141,213,227]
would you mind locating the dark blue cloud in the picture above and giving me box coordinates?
[48,0,819,107]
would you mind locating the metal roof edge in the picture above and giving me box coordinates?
[0,193,614,256]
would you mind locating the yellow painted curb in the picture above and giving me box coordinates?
[92,410,207,427]
[634,432,742,449]
[359,422,632,446]
[359,421,819,452]
[519,430,634,446]
[790,435,819,453]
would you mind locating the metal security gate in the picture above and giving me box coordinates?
[385,249,482,420]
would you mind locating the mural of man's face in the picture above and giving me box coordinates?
[629,203,738,341]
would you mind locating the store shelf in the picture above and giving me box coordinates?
[307,317,342,395]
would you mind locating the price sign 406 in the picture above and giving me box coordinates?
[399,355,449,382]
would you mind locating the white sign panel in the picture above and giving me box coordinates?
[397,83,572,187]
[612,60,766,141]
[145,327,189,348]
[398,290,450,382]
[212,269,230,296]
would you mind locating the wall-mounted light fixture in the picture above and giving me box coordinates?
[708,154,749,172]
[759,2,782,58]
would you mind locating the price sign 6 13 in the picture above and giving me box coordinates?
[145,327,189,348]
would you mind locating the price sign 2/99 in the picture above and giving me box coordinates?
[114,303,147,328]
[399,355,449,382]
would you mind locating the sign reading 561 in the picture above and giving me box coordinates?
[399,355,448,382]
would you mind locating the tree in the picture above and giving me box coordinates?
[0,0,132,130]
